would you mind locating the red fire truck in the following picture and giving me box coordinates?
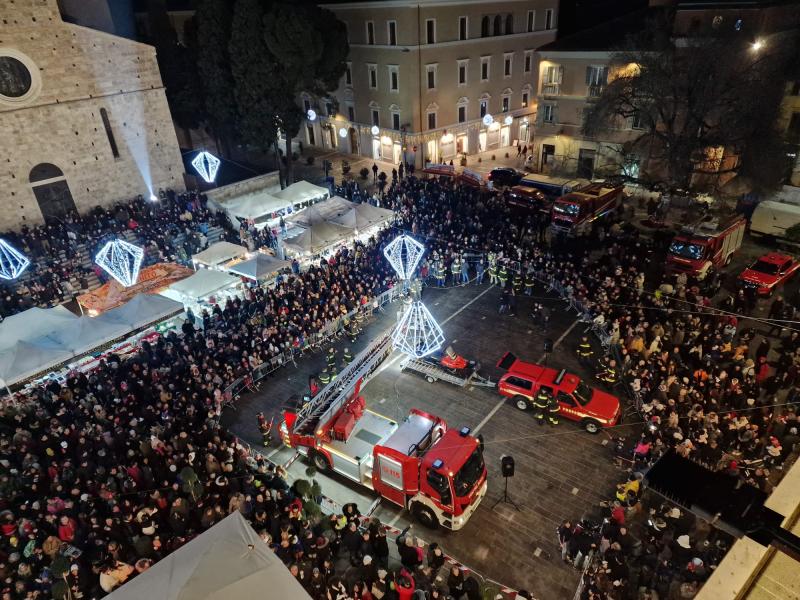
[496,353,621,433]
[280,332,487,530]
[550,182,625,236]
[666,216,746,280]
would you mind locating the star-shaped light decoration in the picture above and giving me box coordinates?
[0,238,30,280]
[383,235,425,281]
[191,151,221,183]
[392,301,446,358]
[95,240,144,287]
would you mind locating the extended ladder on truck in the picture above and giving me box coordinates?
[399,357,496,388]
[293,331,393,437]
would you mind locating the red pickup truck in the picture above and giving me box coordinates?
[496,352,621,433]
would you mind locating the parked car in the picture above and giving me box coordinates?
[738,252,800,296]
[488,167,523,188]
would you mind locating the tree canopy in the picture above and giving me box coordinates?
[582,20,795,193]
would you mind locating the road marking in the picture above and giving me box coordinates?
[376,285,495,378]
[474,319,580,435]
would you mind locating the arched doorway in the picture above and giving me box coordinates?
[30,163,77,223]
[348,127,359,156]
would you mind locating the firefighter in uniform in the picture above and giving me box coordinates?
[342,347,353,365]
[257,412,272,446]
[319,368,331,385]
[576,336,594,367]
[533,387,551,425]
[436,260,446,287]
[488,258,497,285]
[450,256,461,286]
[524,269,535,296]
[326,347,337,370]
[498,263,509,288]
[597,359,618,387]
[512,271,523,295]
[547,394,561,427]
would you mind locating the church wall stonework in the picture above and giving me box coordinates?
[0,0,184,229]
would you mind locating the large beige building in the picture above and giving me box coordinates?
[0,0,184,230]
[310,0,558,167]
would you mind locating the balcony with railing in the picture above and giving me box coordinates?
[588,84,604,98]
[541,83,561,96]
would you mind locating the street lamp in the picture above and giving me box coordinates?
[751,39,764,51]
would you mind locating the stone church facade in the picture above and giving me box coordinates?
[0,0,184,230]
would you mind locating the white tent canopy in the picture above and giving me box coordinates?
[45,315,131,354]
[272,180,329,206]
[222,190,287,220]
[192,242,248,267]
[0,339,75,385]
[283,220,353,255]
[327,203,393,231]
[106,512,312,600]
[285,204,329,228]
[0,306,78,353]
[225,253,291,280]
[99,294,184,329]
[161,269,239,303]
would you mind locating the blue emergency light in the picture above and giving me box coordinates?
[432,459,444,469]
[459,426,471,437]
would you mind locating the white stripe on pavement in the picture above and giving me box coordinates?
[473,318,580,434]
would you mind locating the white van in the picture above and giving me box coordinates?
[750,200,800,240]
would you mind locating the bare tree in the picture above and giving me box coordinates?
[583,17,795,193]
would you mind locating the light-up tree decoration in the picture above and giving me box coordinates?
[384,234,445,357]
[383,235,425,280]
[191,151,221,183]
[95,240,144,287]
[0,238,30,280]
[391,301,446,358]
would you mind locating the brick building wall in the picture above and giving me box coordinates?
[0,0,184,230]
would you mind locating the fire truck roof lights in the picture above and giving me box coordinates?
[459,426,471,437]
[432,459,444,469]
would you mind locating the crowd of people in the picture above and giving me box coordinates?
[1,165,798,600]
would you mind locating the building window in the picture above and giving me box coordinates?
[459,16,468,40]
[504,53,512,77]
[372,109,380,127]
[542,64,562,94]
[505,14,514,35]
[348,105,355,121]
[368,64,377,89]
[389,65,399,92]
[426,64,437,90]
[527,10,535,32]
[522,92,529,107]
[545,9,554,30]
[426,19,436,44]
[345,62,352,86]
[586,65,608,96]
[481,16,490,37]
[630,110,645,130]
[427,111,437,129]
[481,56,490,81]
[457,60,468,86]
[542,104,554,123]
[458,105,466,123]
[100,108,119,159]
[502,96,510,112]
[388,20,397,45]
[392,111,401,130]
[480,99,488,118]
[325,101,334,116]
[524,51,533,73]
[366,21,375,45]
[493,15,501,36]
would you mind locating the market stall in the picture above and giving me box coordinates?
[224,252,291,281]
[160,268,241,308]
[282,220,353,257]
[192,241,248,270]
[271,180,329,207]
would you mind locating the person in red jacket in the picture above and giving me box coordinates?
[395,570,416,600]
[58,515,77,542]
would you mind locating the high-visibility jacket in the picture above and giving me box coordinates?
[577,342,593,358]
[343,349,353,362]
[547,397,561,414]
[525,273,535,288]
[498,267,508,284]
[533,392,550,409]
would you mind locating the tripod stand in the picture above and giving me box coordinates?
[492,475,520,511]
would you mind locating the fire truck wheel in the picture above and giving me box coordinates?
[312,451,331,472]
[582,419,601,434]
[426,376,436,383]
[412,503,439,529]
[513,396,528,411]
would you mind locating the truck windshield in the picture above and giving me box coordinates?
[668,241,705,260]
[573,381,593,406]
[750,260,779,275]
[553,202,580,217]
[453,447,484,496]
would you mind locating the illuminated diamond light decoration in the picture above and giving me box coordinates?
[384,235,425,280]
[191,151,221,183]
[392,301,445,358]
[0,238,30,280]
[95,240,144,287]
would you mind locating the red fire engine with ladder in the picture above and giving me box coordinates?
[279,330,488,530]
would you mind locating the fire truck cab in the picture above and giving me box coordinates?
[496,352,621,433]
[666,217,746,280]
[551,182,624,236]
